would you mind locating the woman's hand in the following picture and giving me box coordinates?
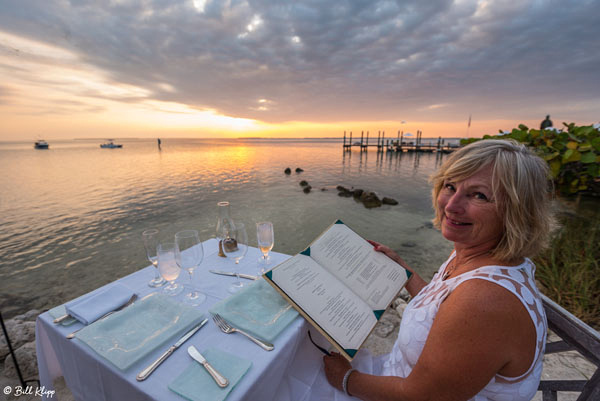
[367,239,427,297]
[323,352,352,392]
[367,240,410,268]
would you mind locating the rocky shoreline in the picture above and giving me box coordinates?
[1,294,596,401]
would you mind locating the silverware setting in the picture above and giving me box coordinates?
[66,293,139,339]
[212,313,274,351]
[187,346,229,388]
[53,313,73,324]
[209,270,258,280]
[136,318,208,381]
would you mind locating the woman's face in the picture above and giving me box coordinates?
[437,166,504,252]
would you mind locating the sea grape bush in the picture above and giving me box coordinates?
[461,123,600,196]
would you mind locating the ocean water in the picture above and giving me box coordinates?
[0,138,456,317]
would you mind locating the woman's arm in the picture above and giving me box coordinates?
[367,240,428,297]
[324,279,533,401]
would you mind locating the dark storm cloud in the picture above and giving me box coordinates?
[1,0,599,122]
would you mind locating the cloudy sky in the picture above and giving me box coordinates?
[1,0,599,140]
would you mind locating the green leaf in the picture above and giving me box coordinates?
[550,160,561,178]
[518,124,529,131]
[567,141,578,150]
[580,151,597,164]
[543,152,559,161]
[592,137,600,151]
[578,143,592,152]
[562,149,581,163]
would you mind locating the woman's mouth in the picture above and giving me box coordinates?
[445,216,471,227]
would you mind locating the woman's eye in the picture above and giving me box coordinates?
[474,192,488,201]
[444,183,455,191]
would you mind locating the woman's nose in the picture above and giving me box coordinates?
[445,192,465,214]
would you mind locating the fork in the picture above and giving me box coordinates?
[66,293,138,339]
[212,314,274,351]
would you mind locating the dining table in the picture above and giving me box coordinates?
[35,238,329,401]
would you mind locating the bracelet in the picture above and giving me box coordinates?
[342,368,356,396]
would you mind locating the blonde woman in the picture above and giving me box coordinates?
[319,139,555,401]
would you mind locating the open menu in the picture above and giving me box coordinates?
[263,220,411,360]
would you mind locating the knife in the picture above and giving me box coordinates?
[136,319,208,381]
[53,314,72,324]
[187,346,229,388]
[209,270,258,280]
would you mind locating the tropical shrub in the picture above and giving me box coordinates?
[461,123,600,196]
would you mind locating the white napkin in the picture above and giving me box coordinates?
[65,283,134,325]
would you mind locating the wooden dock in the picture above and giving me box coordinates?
[343,130,459,153]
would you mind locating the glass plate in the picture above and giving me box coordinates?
[209,279,298,342]
[76,292,204,370]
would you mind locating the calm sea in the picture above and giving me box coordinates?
[0,138,456,317]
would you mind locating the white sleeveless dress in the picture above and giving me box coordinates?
[274,253,547,401]
[382,252,547,401]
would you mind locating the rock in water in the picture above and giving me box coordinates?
[284,167,291,174]
[360,191,382,208]
[299,180,309,187]
[382,197,398,205]
[295,167,304,173]
[303,185,312,194]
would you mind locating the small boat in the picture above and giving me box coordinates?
[100,139,123,149]
[34,140,49,149]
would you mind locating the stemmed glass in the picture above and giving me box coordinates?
[222,223,249,293]
[175,230,206,306]
[143,228,165,288]
[256,222,274,273]
[157,242,183,296]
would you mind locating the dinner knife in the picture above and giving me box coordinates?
[136,318,208,381]
[53,314,72,324]
[187,346,229,388]
[209,270,258,280]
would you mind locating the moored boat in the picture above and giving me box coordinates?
[100,139,123,148]
[34,140,49,149]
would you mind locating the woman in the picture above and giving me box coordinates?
[321,139,555,401]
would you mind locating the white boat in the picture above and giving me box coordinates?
[100,140,122,149]
[34,140,49,149]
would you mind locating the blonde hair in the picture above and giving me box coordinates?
[431,139,556,262]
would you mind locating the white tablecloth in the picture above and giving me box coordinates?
[36,238,325,401]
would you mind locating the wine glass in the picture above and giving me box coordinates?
[222,223,248,293]
[175,230,206,306]
[157,242,183,296]
[256,222,274,273]
[142,228,165,288]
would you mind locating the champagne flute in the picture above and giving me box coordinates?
[175,230,206,306]
[143,228,165,288]
[222,223,248,293]
[256,222,274,273]
[157,242,183,296]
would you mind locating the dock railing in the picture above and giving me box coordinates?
[342,131,459,153]
[539,293,600,400]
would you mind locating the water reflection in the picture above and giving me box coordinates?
[0,139,456,317]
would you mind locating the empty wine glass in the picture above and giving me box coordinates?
[175,230,206,306]
[143,228,165,288]
[157,242,183,296]
[256,222,274,273]
[222,223,248,293]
